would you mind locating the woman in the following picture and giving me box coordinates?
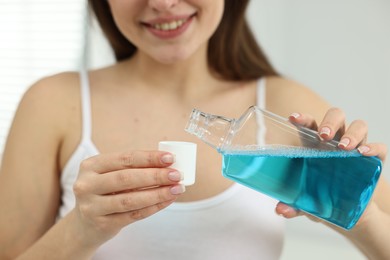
[0,0,389,259]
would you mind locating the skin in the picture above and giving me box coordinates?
[0,0,389,259]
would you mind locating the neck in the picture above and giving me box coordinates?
[118,44,225,100]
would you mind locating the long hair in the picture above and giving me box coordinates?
[88,0,279,81]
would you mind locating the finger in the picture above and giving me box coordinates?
[337,119,368,150]
[108,199,176,228]
[81,150,175,174]
[93,168,183,195]
[94,185,185,216]
[358,143,388,162]
[276,202,324,224]
[289,112,319,131]
[275,202,302,218]
[317,107,346,140]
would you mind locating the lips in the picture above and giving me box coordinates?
[141,13,196,39]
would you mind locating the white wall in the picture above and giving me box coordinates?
[247,1,390,259]
[0,1,86,154]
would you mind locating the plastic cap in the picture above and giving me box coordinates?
[158,141,197,186]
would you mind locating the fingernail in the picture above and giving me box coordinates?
[161,154,175,164]
[290,112,300,119]
[170,185,186,195]
[338,138,350,148]
[168,171,183,182]
[358,145,370,154]
[319,127,331,137]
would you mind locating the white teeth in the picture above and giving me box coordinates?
[169,21,177,30]
[153,19,186,31]
[161,23,170,30]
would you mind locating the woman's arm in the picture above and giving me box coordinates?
[0,75,75,259]
[0,73,185,260]
[341,175,390,260]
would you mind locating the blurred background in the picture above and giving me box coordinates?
[0,0,389,259]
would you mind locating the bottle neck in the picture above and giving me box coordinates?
[185,109,234,150]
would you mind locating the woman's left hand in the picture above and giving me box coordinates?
[275,107,387,223]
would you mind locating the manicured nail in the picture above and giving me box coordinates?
[170,185,186,195]
[319,127,331,137]
[358,146,370,154]
[338,138,350,148]
[290,112,300,119]
[168,171,183,182]
[161,154,175,164]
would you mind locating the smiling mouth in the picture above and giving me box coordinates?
[142,14,196,32]
[152,19,187,31]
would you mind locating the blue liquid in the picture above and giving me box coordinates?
[221,147,382,229]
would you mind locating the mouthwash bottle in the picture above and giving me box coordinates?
[185,106,382,230]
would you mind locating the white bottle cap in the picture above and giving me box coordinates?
[158,141,197,186]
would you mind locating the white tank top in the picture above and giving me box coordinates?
[57,71,285,259]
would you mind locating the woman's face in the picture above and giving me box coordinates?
[108,0,224,64]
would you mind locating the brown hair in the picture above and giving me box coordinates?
[88,0,278,81]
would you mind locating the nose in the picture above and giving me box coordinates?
[148,0,179,11]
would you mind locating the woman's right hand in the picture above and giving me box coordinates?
[72,150,185,247]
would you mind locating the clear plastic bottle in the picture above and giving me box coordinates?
[185,106,382,230]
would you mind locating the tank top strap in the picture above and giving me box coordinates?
[256,77,266,110]
[256,77,267,146]
[79,69,92,141]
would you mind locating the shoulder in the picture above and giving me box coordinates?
[23,71,80,101]
[264,76,331,120]
[21,71,80,110]
[16,71,81,137]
